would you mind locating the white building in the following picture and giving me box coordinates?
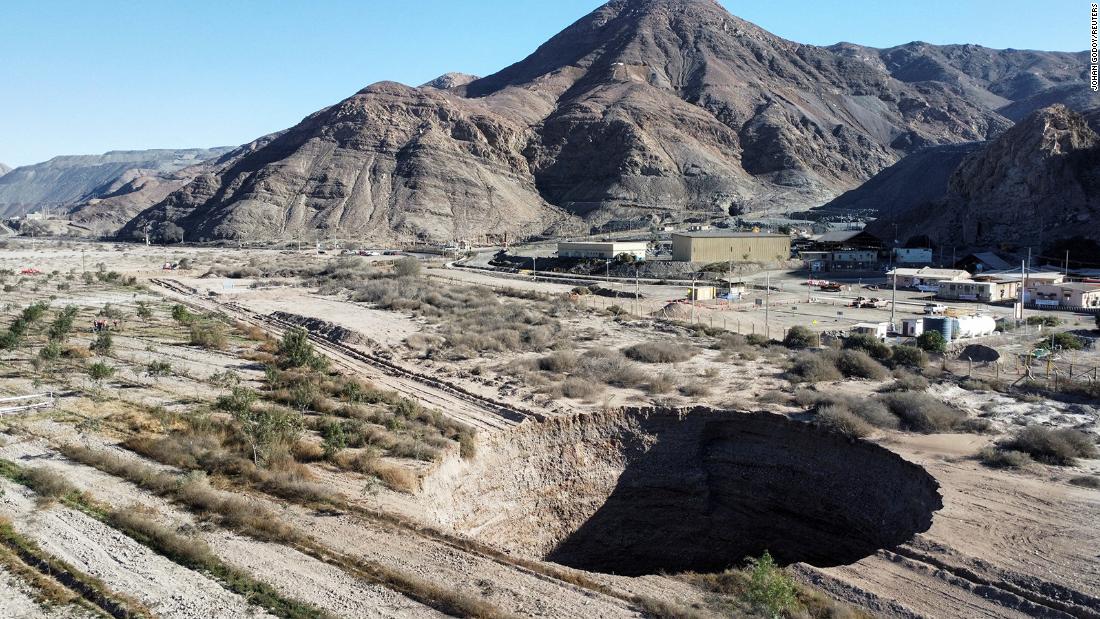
[888,267,971,288]
[894,248,933,264]
[557,241,648,260]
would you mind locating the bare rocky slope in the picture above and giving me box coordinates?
[421,72,479,89]
[123,0,1097,243]
[0,148,232,220]
[867,104,1100,250]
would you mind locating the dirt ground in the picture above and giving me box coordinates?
[0,239,1097,618]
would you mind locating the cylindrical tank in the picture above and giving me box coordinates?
[924,317,954,341]
[954,315,997,339]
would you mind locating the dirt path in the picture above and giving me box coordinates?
[0,432,445,618]
[0,478,270,618]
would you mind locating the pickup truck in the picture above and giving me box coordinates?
[923,303,947,315]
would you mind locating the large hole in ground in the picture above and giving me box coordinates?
[422,407,941,576]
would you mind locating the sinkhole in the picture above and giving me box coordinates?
[423,407,942,576]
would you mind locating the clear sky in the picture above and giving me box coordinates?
[0,0,1082,168]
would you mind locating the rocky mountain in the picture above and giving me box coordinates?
[818,142,983,216]
[70,137,281,235]
[0,148,233,219]
[867,105,1100,250]
[421,73,479,90]
[0,163,11,177]
[125,0,1098,243]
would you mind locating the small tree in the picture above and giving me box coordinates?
[782,326,819,349]
[743,551,799,617]
[232,406,303,466]
[394,256,421,278]
[916,330,947,353]
[87,361,116,385]
[90,330,113,355]
[277,327,326,370]
[321,421,347,461]
[136,302,153,321]
[171,304,194,324]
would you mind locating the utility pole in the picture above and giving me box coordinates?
[1018,260,1026,323]
[532,255,537,281]
[765,270,771,340]
[1065,250,1070,275]
[635,264,640,317]
[691,275,697,325]
[890,224,898,333]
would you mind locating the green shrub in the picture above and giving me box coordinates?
[1001,426,1098,465]
[146,360,172,378]
[743,551,799,617]
[745,334,769,347]
[87,361,115,383]
[1049,332,1084,351]
[916,330,947,353]
[1026,315,1060,327]
[835,350,889,380]
[321,421,347,461]
[782,326,819,349]
[171,304,194,324]
[891,345,926,368]
[89,330,113,355]
[844,334,891,360]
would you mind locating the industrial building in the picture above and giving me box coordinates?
[557,241,648,260]
[888,267,971,288]
[1029,282,1100,308]
[671,231,791,263]
[894,248,933,265]
[937,279,1021,303]
[799,229,886,271]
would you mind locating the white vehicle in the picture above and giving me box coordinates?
[923,303,947,315]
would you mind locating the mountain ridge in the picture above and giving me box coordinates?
[123,0,1099,243]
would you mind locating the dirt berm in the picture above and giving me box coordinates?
[423,406,941,576]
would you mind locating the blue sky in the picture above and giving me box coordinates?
[0,0,1082,167]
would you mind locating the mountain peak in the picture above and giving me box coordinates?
[421,72,480,90]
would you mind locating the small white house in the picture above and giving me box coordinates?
[901,318,925,337]
[851,322,889,340]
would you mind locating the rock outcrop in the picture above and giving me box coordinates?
[868,105,1100,249]
[0,148,232,219]
[0,163,10,177]
[126,0,1098,243]
[421,72,479,90]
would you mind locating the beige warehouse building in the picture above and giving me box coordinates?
[671,231,791,263]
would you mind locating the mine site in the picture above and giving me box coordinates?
[2,0,1099,617]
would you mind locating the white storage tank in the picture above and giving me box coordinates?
[954,315,996,339]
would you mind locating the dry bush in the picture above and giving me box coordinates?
[978,447,1032,468]
[816,405,873,439]
[645,372,676,395]
[538,350,579,373]
[884,370,929,392]
[623,341,697,363]
[558,376,605,401]
[1000,426,1098,465]
[782,326,820,349]
[107,507,217,567]
[678,381,711,398]
[843,334,892,361]
[580,349,649,388]
[291,439,325,463]
[1069,475,1100,489]
[371,463,419,493]
[189,320,227,350]
[835,350,889,380]
[879,392,965,433]
[23,467,75,503]
[787,351,842,383]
